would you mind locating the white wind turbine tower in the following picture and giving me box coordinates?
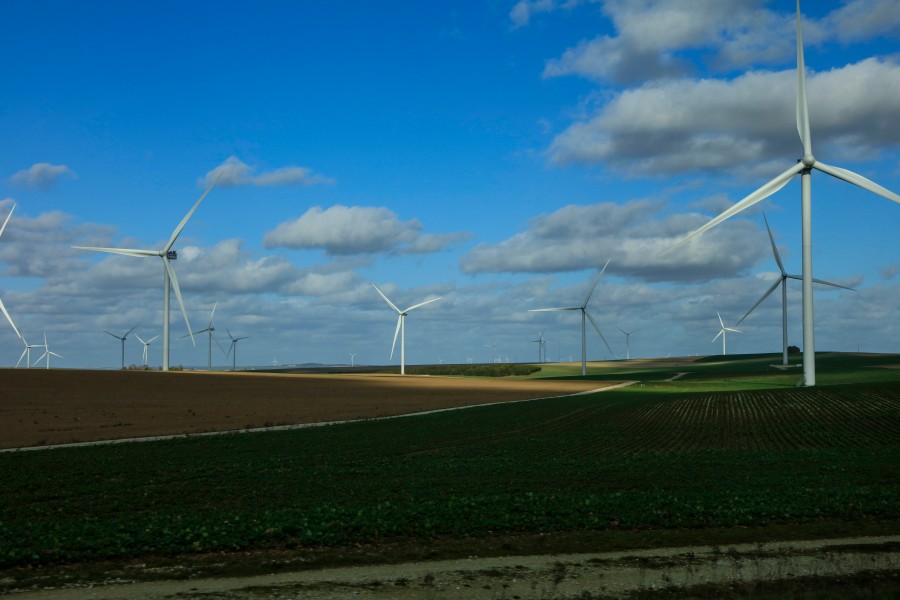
[225,329,248,372]
[0,204,22,342]
[105,325,138,369]
[617,327,637,360]
[663,1,900,386]
[738,214,854,366]
[713,312,741,356]
[73,176,220,371]
[188,301,225,371]
[372,284,441,375]
[16,336,44,369]
[37,332,62,369]
[136,334,159,368]
[348,352,358,367]
[530,259,616,376]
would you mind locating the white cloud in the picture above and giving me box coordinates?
[202,156,334,188]
[263,205,469,256]
[9,163,76,190]
[460,199,767,282]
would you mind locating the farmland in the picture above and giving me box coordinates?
[1,353,899,595]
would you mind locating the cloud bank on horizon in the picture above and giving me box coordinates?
[0,0,897,368]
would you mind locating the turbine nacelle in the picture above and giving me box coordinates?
[167,250,178,260]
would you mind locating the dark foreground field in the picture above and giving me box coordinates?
[1,353,899,598]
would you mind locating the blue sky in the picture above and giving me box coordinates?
[1,0,898,369]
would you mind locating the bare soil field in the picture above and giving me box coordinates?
[0,369,612,449]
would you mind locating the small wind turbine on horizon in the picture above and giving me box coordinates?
[105,325,138,369]
[348,352,358,367]
[617,327,637,360]
[136,334,159,368]
[484,341,498,364]
[16,335,44,369]
[530,259,616,376]
[529,330,546,363]
[0,204,22,342]
[187,301,226,371]
[73,175,220,371]
[372,283,441,375]
[713,312,741,356]
[37,332,62,369]
[225,329,248,372]
[662,1,900,386]
[738,214,854,366]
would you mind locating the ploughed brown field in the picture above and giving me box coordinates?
[0,369,612,449]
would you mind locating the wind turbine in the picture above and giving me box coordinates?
[188,301,225,371]
[530,259,616,376]
[136,334,159,368]
[37,332,62,369]
[348,351,358,367]
[738,214,854,366]
[484,341,497,364]
[0,204,22,341]
[713,312,741,356]
[105,325,138,369]
[73,176,220,371]
[16,336,44,368]
[225,329,248,372]
[529,330,546,363]
[617,327,637,360]
[663,1,900,386]
[372,284,441,375]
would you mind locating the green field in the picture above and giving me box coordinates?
[1,353,899,570]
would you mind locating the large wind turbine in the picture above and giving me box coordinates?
[372,284,441,375]
[73,177,220,371]
[225,329,248,372]
[738,214,854,366]
[136,334,159,368]
[37,332,62,369]
[0,204,22,341]
[713,312,741,356]
[663,1,900,386]
[188,301,225,371]
[529,259,616,376]
[105,325,138,369]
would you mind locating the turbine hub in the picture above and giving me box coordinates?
[167,250,177,260]
[801,153,815,168]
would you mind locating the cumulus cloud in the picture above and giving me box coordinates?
[460,199,767,282]
[548,58,900,175]
[202,156,334,188]
[263,205,469,256]
[9,163,76,190]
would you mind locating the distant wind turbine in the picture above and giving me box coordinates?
[37,332,62,369]
[662,1,900,386]
[529,330,546,363]
[372,284,441,375]
[16,335,44,369]
[530,259,616,376]
[713,312,741,356]
[0,204,22,341]
[105,325,138,369]
[225,329,248,372]
[187,301,226,371]
[617,327,637,360]
[484,341,497,364]
[136,334,159,368]
[738,214,854,366]
[348,351,358,367]
[73,175,220,371]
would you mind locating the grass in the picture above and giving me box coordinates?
[0,353,898,576]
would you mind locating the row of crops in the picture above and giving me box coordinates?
[1,379,899,568]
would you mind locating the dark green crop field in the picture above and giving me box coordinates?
[1,353,899,569]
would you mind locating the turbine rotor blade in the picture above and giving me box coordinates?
[762,213,786,275]
[585,310,616,358]
[810,276,855,291]
[165,172,221,252]
[796,0,812,157]
[404,296,441,313]
[813,161,900,205]
[583,259,611,307]
[712,330,724,343]
[72,246,160,258]
[661,162,804,255]
[164,257,194,346]
[529,307,580,312]
[124,324,139,338]
[16,346,27,368]
[372,284,402,314]
[717,311,725,329]
[390,315,402,359]
[737,278,781,325]
[213,332,228,356]
[0,297,21,339]
[209,301,218,326]
[0,203,15,239]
